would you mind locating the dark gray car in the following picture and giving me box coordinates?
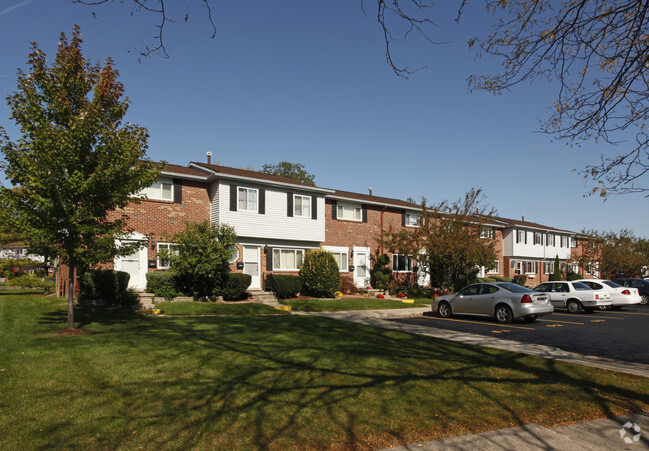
[433,282,553,323]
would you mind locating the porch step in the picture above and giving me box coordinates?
[248,290,279,306]
[135,292,156,310]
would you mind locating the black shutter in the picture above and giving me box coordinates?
[266,247,273,271]
[362,205,368,223]
[287,193,293,217]
[524,231,528,244]
[401,210,406,227]
[331,201,337,220]
[311,195,317,220]
[173,178,182,204]
[230,185,238,211]
[259,188,266,214]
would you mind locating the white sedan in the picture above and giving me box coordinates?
[575,279,642,310]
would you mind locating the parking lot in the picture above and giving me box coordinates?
[393,305,649,365]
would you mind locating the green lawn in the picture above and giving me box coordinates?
[2,292,649,449]
[156,301,289,315]
[282,297,431,311]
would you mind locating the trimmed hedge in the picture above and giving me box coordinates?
[300,250,340,298]
[146,270,179,300]
[219,273,252,301]
[512,274,528,286]
[266,274,303,299]
[79,269,133,307]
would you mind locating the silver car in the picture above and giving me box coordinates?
[433,282,553,323]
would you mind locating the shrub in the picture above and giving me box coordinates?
[478,277,497,282]
[406,287,432,298]
[219,273,252,301]
[372,254,391,290]
[78,269,131,306]
[340,276,358,295]
[146,270,179,299]
[300,250,341,298]
[566,271,582,281]
[550,255,563,281]
[1,274,50,290]
[266,274,303,299]
[490,276,512,282]
[512,274,527,286]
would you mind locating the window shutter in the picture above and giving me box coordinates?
[524,232,528,244]
[401,210,406,227]
[173,178,182,204]
[287,193,293,217]
[331,201,337,220]
[266,247,273,271]
[259,188,266,214]
[362,205,368,223]
[311,195,317,220]
[230,185,238,211]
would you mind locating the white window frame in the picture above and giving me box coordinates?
[543,261,555,275]
[534,232,543,245]
[570,237,577,248]
[392,254,413,272]
[516,230,526,243]
[572,261,579,273]
[404,212,419,227]
[480,227,494,239]
[272,248,305,271]
[560,236,568,248]
[293,194,311,218]
[486,260,500,274]
[157,242,178,269]
[336,203,362,221]
[546,233,555,246]
[323,246,349,272]
[238,187,258,212]
[138,178,173,201]
[523,261,537,274]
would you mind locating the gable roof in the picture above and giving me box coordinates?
[327,189,422,211]
[490,215,576,234]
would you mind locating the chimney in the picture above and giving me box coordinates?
[369,187,373,196]
[206,152,212,165]
[522,215,525,222]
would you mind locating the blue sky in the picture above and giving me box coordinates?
[1,0,646,237]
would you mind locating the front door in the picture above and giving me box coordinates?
[243,245,261,290]
[353,248,370,287]
[114,240,148,290]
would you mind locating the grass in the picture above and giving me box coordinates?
[282,297,431,312]
[156,301,289,315]
[2,292,649,449]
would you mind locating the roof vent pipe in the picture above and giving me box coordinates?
[522,215,525,222]
[206,152,212,164]
[369,187,373,196]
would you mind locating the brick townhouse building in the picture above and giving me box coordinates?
[56,158,594,295]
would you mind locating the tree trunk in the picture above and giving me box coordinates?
[67,263,75,330]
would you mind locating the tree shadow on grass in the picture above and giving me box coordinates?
[21,310,649,449]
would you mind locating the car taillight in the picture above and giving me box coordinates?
[595,294,599,300]
[521,294,532,303]
[622,289,630,295]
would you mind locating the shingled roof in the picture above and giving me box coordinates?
[328,189,422,210]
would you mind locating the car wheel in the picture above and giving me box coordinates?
[438,302,452,318]
[641,295,649,305]
[523,315,537,323]
[598,305,612,311]
[495,305,513,323]
[567,300,582,314]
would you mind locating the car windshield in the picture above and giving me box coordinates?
[573,282,591,291]
[496,282,534,293]
[603,281,622,288]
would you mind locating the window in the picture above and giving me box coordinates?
[543,261,555,274]
[570,237,577,247]
[487,260,500,274]
[272,249,304,271]
[294,195,311,217]
[404,213,419,227]
[523,261,537,274]
[337,203,361,221]
[238,187,258,212]
[516,230,526,243]
[157,242,178,269]
[480,227,495,239]
[586,262,599,276]
[228,246,239,264]
[546,233,555,246]
[323,247,349,272]
[139,179,173,201]
[392,254,413,272]
[534,232,543,245]
[572,261,579,273]
[458,284,480,296]
[560,235,568,248]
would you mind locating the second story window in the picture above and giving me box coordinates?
[337,204,362,221]
[294,195,311,217]
[139,178,173,201]
[238,187,258,212]
[570,237,577,247]
[516,230,526,243]
[480,227,494,239]
[534,232,543,245]
[404,212,419,227]
[546,233,555,246]
[560,236,568,248]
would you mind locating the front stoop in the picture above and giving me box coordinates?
[248,290,279,306]
[135,292,156,310]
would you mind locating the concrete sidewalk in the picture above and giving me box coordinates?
[301,307,649,450]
